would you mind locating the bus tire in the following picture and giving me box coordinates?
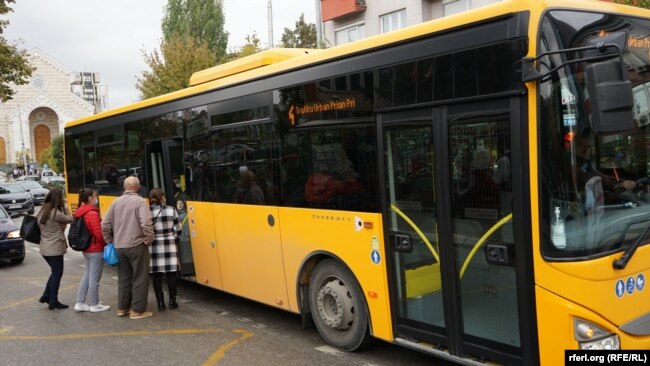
[309,259,372,351]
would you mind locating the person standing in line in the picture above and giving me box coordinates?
[101,176,154,319]
[73,188,110,313]
[148,188,183,311]
[37,188,73,310]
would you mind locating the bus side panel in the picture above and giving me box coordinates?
[97,194,119,218]
[214,203,288,310]
[188,201,223,289]
[278,207,393,341]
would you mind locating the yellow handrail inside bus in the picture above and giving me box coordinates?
[390,204,440,263]
[459,213,513,278]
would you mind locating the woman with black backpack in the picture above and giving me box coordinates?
[73,188,110,313]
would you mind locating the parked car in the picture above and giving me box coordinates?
[0,205,25,264]
[17,180,49,205]
[0,182,35,216]
[42,176,65,190]
[17,175,40,182]
[40,169,56,181]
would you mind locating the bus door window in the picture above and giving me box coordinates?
[384,124,443,328]
[448,117,519,348]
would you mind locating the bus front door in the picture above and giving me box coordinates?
[145,139,195,276]
[382,103,524,364]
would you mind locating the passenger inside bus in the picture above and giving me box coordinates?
[304,170,364,207]
[573,128,635,197]
[233,166,265,205]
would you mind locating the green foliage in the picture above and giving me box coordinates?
[161,0,229,61]
[40,134,64,173]
[135,35,216,99]
[0,0,34,102]
[14,148,30,167]
[279,13,317,48]
[239,32,263,58]
[615,0,650,8]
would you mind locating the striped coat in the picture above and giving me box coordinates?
[149,204,182,273]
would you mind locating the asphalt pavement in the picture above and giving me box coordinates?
[0,208,449,366]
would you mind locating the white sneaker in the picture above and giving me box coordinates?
[74,302,90,312]
[90,303,111,313]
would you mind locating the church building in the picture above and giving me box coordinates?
[0,48,107,169]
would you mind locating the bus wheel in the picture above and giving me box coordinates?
[309,259,371,351]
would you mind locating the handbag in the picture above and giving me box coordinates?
[102,243,119,266]
[19,215,41,244]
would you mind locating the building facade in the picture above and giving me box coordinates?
[0,48,106,168]
[320,0,501,46]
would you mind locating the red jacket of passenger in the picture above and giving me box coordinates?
[73,204,106,253]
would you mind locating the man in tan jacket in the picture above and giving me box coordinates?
[102,176,154,319]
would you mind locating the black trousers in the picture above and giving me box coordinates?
[152,271,178,299]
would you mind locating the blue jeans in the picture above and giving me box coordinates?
[42,255,64,304]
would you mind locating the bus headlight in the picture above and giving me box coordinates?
[574,318,620,350]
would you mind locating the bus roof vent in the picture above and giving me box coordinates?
[189,48,318,86]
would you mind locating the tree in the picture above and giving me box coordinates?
[615,0,650,8]
[40,134,64,173]
[162,0,229,61]
[135,34,216,99]
[0,0,34,102]
[278,13,317,49]
[238,32,262,58]
[14,148,30,167]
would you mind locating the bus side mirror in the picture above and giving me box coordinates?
[585,60,634,133]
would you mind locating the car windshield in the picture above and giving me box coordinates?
[0,184,25,194]
[20,181,43,190]
[539,11,650,259]
[0,208,8,219]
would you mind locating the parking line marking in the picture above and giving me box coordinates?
[0,284,76,311]
[202,329,253,366]
[0,328,223,341]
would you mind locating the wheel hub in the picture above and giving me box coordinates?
[316,279,354,330]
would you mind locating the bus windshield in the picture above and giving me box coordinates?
[540,10,650,259]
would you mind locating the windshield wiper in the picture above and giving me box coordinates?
[613,218,650,270]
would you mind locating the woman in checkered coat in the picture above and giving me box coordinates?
[149,188,182,311]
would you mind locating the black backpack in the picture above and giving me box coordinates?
[68,213,92,251]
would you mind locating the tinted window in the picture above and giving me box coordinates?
[65,133,91,193]
[280,124,378,211]
[206,123,276,205]
[378,39,527,107]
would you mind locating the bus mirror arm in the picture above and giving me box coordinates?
[520,42,625,83]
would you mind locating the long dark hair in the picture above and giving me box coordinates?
[39,188,66,224]
[78,188,95,207]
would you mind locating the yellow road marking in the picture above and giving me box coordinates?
[0,328,223,341]
[203,329,254,366]
[0,284,76,311]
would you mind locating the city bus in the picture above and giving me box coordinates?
[63,0,650,364]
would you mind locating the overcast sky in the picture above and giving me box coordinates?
[4,0,316,109]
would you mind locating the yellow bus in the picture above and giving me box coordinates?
[63,0,650,364]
